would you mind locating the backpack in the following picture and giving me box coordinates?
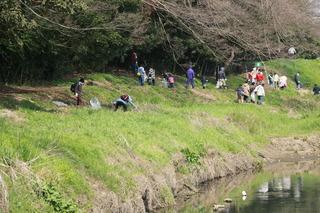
[70,82,77,93]
[168,76,174,84]
[120,95,129,102]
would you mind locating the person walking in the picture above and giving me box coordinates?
[137,65,146,86]
[201,71,208,89]
[273,73,279,89]
[236,84,244,103]
[148,67,156,86]
[131,51,138,73]
[294,72,302,89]
[253,83,266,105]
[75,78,85,106]
[256,70,265,84]
[267,72,274,87]
[186,65,195,89]
[217,67,227,89]
[242,83,250,102]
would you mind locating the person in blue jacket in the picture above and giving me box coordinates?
[186,65,195,89]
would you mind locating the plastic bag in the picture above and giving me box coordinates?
[90,97,101,110]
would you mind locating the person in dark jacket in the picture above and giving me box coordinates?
[201,74,208,89]
[313,84,320,95]
[131,51,138,73]
[217,67,227,89]
[75,78,85,106]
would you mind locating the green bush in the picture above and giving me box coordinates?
[181,148,201,165]
[38,183,77,213]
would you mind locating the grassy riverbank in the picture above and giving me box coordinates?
[0,59,319,211]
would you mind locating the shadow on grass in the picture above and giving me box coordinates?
[0,96,54,112]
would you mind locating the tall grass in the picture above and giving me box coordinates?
[0,60,319,211]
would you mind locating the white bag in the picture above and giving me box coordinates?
[90,97,101,110]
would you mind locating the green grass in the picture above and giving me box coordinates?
[0,59,319,211]
[266,59,320,87]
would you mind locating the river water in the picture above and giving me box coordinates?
[165,160,320,212]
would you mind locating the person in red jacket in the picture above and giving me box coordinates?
[256,71,265,84]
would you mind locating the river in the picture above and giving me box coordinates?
[160,160,320,212]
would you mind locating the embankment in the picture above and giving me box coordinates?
[92,135,320,212]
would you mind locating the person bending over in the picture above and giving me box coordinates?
[313,84,320,95]
[113,95,135,111]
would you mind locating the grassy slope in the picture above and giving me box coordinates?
[0,59,319,211]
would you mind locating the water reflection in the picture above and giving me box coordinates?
[232,161,320,213]
[168,160,320,213]
[256,176,302,201]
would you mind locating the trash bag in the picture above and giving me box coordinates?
[90,97,101,110]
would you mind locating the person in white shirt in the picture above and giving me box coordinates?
[253,83,265,105]
[273,73,279,89]
[288,47,296,56]
[137,66,146,86]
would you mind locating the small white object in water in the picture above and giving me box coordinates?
[242,191,247,196]
[242,196,247,201]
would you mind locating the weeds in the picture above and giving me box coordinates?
[181,148,202,165]
[38,183,77,212]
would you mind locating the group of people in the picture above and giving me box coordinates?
[131,51,157,86]
[267,72,288,89]
[162,72,176,88]
[246,67,291,89]
[238,67,287,105]
[71,77,136,111]
[70,54,318,110]
[136,66,156,86]
[236,82,265,105]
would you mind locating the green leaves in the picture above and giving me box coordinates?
[40,183,77,212]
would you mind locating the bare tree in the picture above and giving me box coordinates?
[143,0,319,64]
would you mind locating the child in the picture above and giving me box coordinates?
[242,83,250,103]
[236,85,244,103]
[201,75,208,89]
[168,73,175,88]
[148,68,156,86]
[75,78,85,106]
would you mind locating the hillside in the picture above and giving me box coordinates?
[0,59,319,212]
